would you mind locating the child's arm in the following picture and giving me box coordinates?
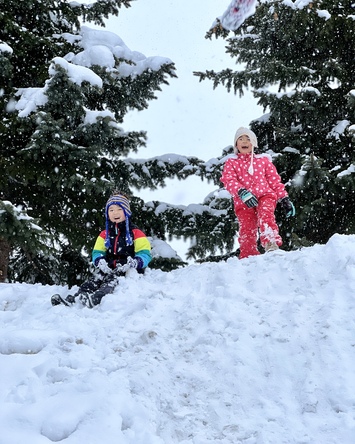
[221,159,259,208]
[132,229,152,269]
[220,159,244,196]
[265,160,295,217]
[264,160,288,200]
[91,231,107,266]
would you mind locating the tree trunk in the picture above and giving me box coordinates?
[0,237,11,283]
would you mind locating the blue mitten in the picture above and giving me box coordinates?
[238,188,258,208]
[279,197,296,218]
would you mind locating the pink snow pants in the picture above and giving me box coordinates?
[236,195,282,259]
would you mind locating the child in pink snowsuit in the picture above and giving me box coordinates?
[221,127,295,259]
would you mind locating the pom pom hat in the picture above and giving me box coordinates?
[105,193,133,248]
[234,127,258,175]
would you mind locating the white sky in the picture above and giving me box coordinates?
[99,0,263,205]
[44,0,264,259]
[92,0,264,258]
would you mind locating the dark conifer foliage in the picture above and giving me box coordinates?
[195,0,355,249]
[0,0,193,283]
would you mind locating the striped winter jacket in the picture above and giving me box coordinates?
[92,220,152,272]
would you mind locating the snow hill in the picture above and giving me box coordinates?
[1,234,355,444]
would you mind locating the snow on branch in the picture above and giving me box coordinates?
[64,26,174,78]
[15,26,175,118]
[124,154,225,189]
[0,42,13,54]
[49,57,103,87]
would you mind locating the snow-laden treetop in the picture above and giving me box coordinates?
[14,26,174,118]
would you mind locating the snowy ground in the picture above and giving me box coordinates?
[1,233,355,443]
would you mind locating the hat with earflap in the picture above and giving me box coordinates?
[234,127,258,175]
[105,193,133,248]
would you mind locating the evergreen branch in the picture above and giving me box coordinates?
[71,0,133,26]
[205,19,231,40]
[123,154,225,189]
[193,68,250,96]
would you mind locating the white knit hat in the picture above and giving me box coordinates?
[234,127,258,149]
[234,127,258,175]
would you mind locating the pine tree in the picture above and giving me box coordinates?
[1,0,232,282]
[0,201,50,283]
[0,0,187,283]
[195,0,355,251]
[131,142,242,263]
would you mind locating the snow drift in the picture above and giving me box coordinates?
[1,234,355,443]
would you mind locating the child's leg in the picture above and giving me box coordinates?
[76,272,104,298]
[257,196,282,247]
[237,208,260,259]
[52,274,104,306]
[80,272,120,308]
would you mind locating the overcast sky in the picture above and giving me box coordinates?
[98,0,263,205]
[83,0,263,258]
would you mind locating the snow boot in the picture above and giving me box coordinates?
[79,289,107,308]
[264,242,279,253]
[51,294,75,306]
[79,293,94,308]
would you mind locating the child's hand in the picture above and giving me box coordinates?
[238,188,258,208]
[126,256,144,270]
[279,197,296,217]
[114,257,140,274]
[97,258,111,274]
[116,257,141,273]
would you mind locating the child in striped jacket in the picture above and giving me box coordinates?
[52,192,151,308]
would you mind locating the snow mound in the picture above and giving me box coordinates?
[1,234,355,443]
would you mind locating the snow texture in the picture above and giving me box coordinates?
[15,26,173,118]
[282,0,331,21]
[1,233,355,443]
[0,42,13,54]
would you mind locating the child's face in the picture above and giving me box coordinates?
[108,204,126,223]
[236,135,253,154]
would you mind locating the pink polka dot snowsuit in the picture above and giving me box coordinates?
[221,152,288,259]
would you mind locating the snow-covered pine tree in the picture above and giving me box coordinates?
[1,0,175,283]
[1,0,232,282]
[195,0,355,250]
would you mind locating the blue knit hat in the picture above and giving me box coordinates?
[105,194,133,248]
